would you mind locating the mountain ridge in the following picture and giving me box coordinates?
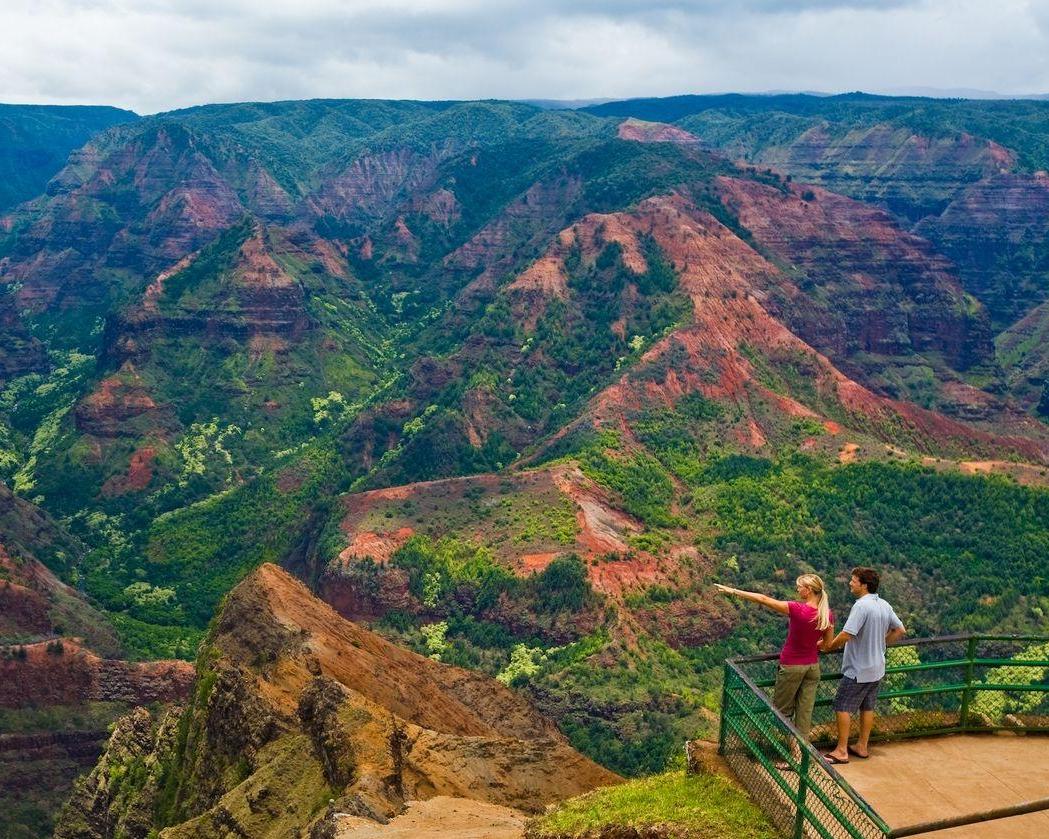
[54,562,618,838]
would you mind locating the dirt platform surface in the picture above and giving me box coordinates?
[835,733,1049,837]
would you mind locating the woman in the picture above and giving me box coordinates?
[715,575,833,746]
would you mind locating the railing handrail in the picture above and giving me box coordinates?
[888,795,1049,838]
[728,632,1049,665]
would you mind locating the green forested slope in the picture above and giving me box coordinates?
[0,103,138,211]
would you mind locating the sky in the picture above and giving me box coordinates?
[1,0,1047,114]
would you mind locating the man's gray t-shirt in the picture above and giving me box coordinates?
[841,594,904,683]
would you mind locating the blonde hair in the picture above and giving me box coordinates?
[797,574,830,631]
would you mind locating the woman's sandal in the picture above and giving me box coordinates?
[847,746,870,759]
[823,753,849,765]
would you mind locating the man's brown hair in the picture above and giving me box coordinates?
[851,566,880,594]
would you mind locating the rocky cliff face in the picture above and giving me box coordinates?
[915,172,1049,329]
[718,120,1014,222]
[0,727,114,839]
[55,564,618,839]
[715,176,998,395]
[307,147,451,223]
[0,639,193,707]
[633,98,1049,391]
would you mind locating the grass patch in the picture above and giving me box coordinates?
[528,770,777,838]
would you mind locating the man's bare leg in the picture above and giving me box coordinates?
[852,710,874,756]
[824,711,852,761]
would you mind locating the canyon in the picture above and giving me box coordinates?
[1,93,1048,837]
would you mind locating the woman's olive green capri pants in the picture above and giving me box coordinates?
[773,663,821,740]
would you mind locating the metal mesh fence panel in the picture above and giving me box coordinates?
[966,636,1049,730]
[722,664,889,839]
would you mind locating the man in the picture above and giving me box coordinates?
[821,567,905,764]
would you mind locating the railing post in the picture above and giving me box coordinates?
[793,746,810,839]
[959,636,977,730]
[719,663,730,755]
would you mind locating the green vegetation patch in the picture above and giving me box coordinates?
[529,770,777,839]
[562,430,679,528]
[388,536,597,633]
[709,456,1049,637]
[532,633,718,776]
[144,444,341,626]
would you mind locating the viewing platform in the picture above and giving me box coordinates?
[719,635,1049,838]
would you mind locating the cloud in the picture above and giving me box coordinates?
[0,0,1046,113]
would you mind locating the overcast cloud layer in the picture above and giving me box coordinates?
[1,0,1047,114]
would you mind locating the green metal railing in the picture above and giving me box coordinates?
[719,634,1049,838]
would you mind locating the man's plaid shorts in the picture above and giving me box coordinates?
[833,676,882,712]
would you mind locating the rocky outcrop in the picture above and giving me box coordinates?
[74,366,173,438]
[320,560,413,621]
[54,706,183,839]
[56,564,619,839]
[100,446,157,496]
[0,628,191,838]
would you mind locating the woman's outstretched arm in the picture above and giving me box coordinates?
[714,583,790,615]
